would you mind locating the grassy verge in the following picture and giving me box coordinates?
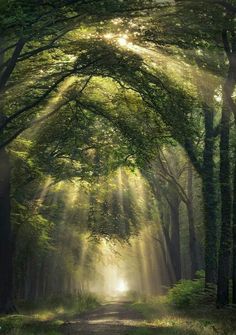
[129,296,236,335]
[0,293,99,335]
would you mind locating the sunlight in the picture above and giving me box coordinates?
[104,33,114,40]
[103,26,220,99]
[29,76,77,139]
[88,239,130,296]
[118,36,128,47]
[104,32,131,47]
[117,169,125,235]
[214,86,222,103]
[35,177,52,207]
[111,18,123,25]
[124,43,221,101]
[116,279,128,293]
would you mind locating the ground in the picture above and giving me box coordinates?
[1,297,236,334]
[1,299,147,335]
[62,298,236,335]
[61,300,155,335]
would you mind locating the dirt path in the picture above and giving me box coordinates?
[62,300,156,335]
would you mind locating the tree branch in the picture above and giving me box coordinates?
[222,29,231,60]
[0,38,25,92]
[0,71,73,132]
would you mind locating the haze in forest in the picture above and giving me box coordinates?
[1,1,236,335]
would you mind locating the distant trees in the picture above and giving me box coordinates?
[137,0,236,305]
[177,0,236,308]
[141,148,203,282]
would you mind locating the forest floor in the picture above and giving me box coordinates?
[1,297,236,334]
[62,298,236,335]
[63,301,236,335]
[61,299,146,334]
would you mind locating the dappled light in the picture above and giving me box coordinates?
[117,36,129,47]
[104,32,132,47]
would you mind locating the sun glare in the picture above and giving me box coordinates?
[116,279,128,293]
[118,37,128,47]
[104,32,130,47]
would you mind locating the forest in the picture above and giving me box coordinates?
[1,0,236,334]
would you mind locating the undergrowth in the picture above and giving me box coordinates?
[0,292,99,335]
[130,276,236,335]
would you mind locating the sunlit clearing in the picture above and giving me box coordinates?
[89,239,131,297]
[116,279,128,293]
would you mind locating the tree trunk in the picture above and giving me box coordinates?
[155,233,174,288]
[233,151,236,304]
[187,163,199,279]
[170,192,181,281]
[0,148,15,313]
[202,105,218,285]
[162,224,178,283]
[187,204,199,279]
[0,38,15,313]
[142,167,182,283]
[217,85,232,307]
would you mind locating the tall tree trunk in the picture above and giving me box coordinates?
[202,105,218,285]
[0,38,15,313]
[0,148,15,313]
[170,192,181,281]
[187,163,199,279]
[142,167,182,282]
[233,150,236,304]
[155,233,174,288]
[217,84,232,307]
[162,223,179,283]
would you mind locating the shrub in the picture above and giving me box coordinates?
[0,292,99,335]
[167,271,206,308]
[18,292,99,313]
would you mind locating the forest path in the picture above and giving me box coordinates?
[62,299,157,335]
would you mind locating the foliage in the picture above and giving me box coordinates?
[0,292,99,335]
[131,296,236,335]
[0,0,236,318]
[166,271,212,308]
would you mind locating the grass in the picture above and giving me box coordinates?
[0,293,99,335]
[2,292,236,335]
[0,313,62,335]
[128,296,236,335]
